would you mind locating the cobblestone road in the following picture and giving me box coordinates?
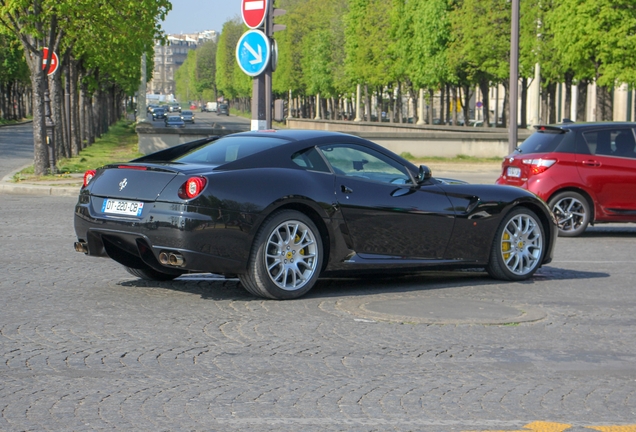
[1,193,635,431]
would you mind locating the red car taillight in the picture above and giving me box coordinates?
[178,177,207,199]
[522,158,557,175]
[83,170,97,187]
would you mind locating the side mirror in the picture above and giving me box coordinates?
[418,165,432,184]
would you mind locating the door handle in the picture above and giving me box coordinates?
[341,185,353,194]
[581,160,601,167]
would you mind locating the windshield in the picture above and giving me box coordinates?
[175,135,289,165]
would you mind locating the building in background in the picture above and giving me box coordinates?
[148,30,218,98]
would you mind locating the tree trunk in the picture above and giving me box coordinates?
[69,60,81,155]
[597,85,613,121]
[451,86,458,126]
[577,80,588,121]
[50,71,68,160]
[520,77,528,128]
[548,82,557,124]
[563,73,573,121]
[30,71,49,175]
[364,84,370,122]
[478,79,490,127]
[428,88,434,125]
[461,84,473,128]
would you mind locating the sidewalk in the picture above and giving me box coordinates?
[0,166,83,197]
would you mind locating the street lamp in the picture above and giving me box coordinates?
[44,88,57,174]
[509,0,520,154]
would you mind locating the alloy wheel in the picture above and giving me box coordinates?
[500,213,544,276]
[265,219,318,291]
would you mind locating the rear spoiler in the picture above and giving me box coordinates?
[132,136,220,162]
[533,125,566,134]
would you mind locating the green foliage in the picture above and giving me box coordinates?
[196,40,218,100]
[344,0,394,87]
[0,32,29,86]
[548,0,636,86]
[216,18,251,99]
[296,0,348,97]
[56,121,142,173]
[14,120,141,178]
[175,50,200,102]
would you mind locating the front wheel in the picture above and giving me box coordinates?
[487,207,545,281]
[548,191,591,237]
[239,210,323,299]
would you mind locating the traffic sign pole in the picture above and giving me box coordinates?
[238,0,285,130]
[264,7,273,129]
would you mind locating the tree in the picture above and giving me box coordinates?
[195,40,218,103]
[448,0,512,127]
[0,0,170,173]
[216,18,250,103]
[0,30,29,120]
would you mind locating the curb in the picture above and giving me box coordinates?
[0,119,33,128]
[1,166,81,197]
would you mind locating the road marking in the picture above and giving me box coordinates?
[587,427,636,432]
[464,421,571,432]
[464,422,636,432]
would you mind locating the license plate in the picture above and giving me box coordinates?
[102,199,144,216]
[507,167,521,178]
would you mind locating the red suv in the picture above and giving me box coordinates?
[496,122,636,236]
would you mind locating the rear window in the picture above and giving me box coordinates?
[175,136,288,165]
[517,130,566,154]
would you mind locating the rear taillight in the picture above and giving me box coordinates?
[522,158,557,174]
[83,170,97,187]
[178,177,207,199]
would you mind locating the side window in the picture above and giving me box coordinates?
[613,129,636,158]
[318,144,412,184]
[291,147,330,173]
[583,129,636,158]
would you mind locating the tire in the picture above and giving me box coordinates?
[486,207,545,281]
[548,191,591,237]
[124,266,180,281]
[239,210,323,299]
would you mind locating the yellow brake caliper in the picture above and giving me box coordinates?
[296,234,305,255]
[502,232,511,260]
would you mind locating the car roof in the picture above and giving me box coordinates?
[540,122,636,131]
[233,129,355,141]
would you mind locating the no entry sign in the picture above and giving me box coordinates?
[42,47,59,76]
[242,0,269,29]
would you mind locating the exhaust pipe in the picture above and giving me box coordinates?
[168,253,185,266]
[74,241,88,254]
[159,251,185,267]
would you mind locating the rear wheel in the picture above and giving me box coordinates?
[125,266,180,281]
[487,207,545,281]
[548,191,591,237]
[240,210,323,300]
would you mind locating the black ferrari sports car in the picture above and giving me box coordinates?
[74,130,557,299]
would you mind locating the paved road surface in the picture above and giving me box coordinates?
[1,122,635,431]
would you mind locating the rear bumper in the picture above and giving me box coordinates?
[74,200,253,275]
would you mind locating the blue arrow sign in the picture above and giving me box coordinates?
[236,30,271,77]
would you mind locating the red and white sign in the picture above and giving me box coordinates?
[241,0,268,29]
[42,47,59,76]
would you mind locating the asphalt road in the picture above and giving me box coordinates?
[1,123,636,431]
[146,108,251,130]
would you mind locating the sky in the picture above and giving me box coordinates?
[161,0,243,35]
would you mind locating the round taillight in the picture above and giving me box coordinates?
[83,170,97,187]
[179,177,207,199]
